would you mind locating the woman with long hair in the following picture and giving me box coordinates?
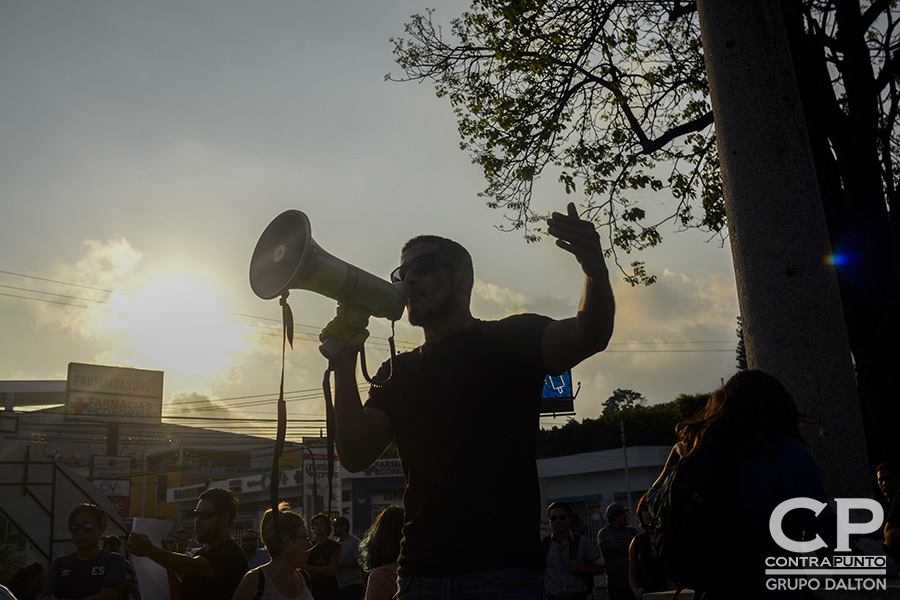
[648,370,836,599]
[232,503,312,600]
[359,506,404,600]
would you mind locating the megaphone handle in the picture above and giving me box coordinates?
[319,336,346,361]
[319,304,371,361]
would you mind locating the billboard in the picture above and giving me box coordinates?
[541,371,575,414]
[66,363,163,423]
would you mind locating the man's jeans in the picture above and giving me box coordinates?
[397,569,545,600]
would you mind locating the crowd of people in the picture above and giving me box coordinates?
[4,209,897,599]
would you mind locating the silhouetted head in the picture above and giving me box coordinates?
[676,370,803,455]
[360,505,404,572]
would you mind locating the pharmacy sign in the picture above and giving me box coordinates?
[66,362,163,424]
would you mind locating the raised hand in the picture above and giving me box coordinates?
[546,202,607,277]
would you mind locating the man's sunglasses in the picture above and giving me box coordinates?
[549,514,569,522]
[390,253,458,283]
[193,510,221,520]
[69,523,100,534]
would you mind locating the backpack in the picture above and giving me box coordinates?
[541,533,594,593]
[650,444,747,592]
[254,568,311,600]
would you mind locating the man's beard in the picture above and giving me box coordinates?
[408,289,457,328]
[196,528,217,544]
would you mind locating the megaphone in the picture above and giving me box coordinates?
[250,210,408,357]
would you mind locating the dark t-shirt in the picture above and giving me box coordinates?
[307,538,341,600]
[366,314,552,576]
[181,538,248,600]
[43,550,126,599]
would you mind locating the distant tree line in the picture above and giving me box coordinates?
[537,391,710,458]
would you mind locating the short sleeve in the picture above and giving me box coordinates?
[103,553,127,592]
[41,558,60,596]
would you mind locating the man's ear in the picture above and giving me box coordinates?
[455,269,474,294]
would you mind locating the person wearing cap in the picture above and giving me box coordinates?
[597,503,639,600]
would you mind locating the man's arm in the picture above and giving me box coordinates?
[598,528,631,555]
[322,314,394,473]
[542,202,615,375]
[127,534,217,579]
[304,545,341,577]
[574,538,605,576]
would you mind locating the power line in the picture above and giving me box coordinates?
[0,269,419,350]
[2,270,737,352]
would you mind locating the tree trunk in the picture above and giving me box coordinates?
[696,0,869,497]
[781,0,900,469]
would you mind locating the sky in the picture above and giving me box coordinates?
[0,1,740,438]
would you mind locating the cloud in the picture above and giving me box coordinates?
[548,268,740,418]
[33,237,142,337]
[472,278,575,320]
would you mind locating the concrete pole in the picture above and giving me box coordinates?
[619,420,632,519]
[696,0,868,497]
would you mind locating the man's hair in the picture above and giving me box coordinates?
[68,503,107,529]
[311,512,333,534]
[402,235,474,275]
[877,462,900,476]
[175,529,190,537]
[199,487,239,524]
[242,529,259,538]
[102,535,121,550]
[547,501,574,519]
[333,516,350,531]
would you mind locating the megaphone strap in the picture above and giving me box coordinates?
[359,320,397,389]
[270,292,293,539]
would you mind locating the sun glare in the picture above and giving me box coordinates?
[111,277,247,378]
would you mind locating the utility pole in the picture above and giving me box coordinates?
[619,420,632,519]
[696,0,868,496]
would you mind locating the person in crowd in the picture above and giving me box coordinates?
[101,535,140,600]
[6,563,44,600]
[128,487,248,600]
[570,513,588,537]
[162,529,193,557]
[231,503,312,600]
[327,202,615,598]
[1,584,16,600]
[646,369,838,598]
[876,462,900,560]
[359,506,404,600]
[597,503,638,600]
[42,503,126,600]
[240,529,271,570]
[543,501,604,600]
[304,513,341,600]
[627,495,673,600]
[333,517,364,600]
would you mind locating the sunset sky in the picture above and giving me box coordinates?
[1,1,740,438]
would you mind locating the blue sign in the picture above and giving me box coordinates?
[542,371,573,399]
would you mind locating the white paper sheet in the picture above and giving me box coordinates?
[130,517,176,600]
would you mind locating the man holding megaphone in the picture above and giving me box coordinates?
[323,202,615,600]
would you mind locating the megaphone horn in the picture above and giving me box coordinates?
[249,210,407,322]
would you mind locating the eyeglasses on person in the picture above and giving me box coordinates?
[390,253,459,283]
[69,522,100,534]
[192,509,221,520]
